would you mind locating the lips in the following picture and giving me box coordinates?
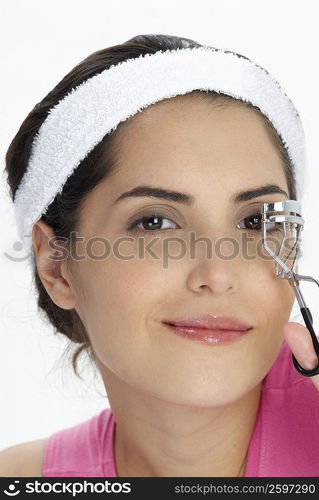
[161,314,253,346]
[161,314,252,331]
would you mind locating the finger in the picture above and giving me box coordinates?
[283,321,319,389]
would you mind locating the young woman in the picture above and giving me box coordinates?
[1,34,319,477]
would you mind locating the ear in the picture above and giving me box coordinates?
[32,220,77,310]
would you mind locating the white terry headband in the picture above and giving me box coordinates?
[14,46,307,270]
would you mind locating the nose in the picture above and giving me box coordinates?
[186,253,239,296]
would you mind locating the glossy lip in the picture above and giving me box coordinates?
[161,314,252,331]
[160,314,253,346]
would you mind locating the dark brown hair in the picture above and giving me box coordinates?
[4,34,297,377]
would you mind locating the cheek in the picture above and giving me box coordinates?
[246,264,295,367]
[91,254,168,312]
[87,232,180,309]
[251,264,295,325]
[74,255,168,370]
[243,240,295,319]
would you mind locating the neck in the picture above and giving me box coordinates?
[100,365,262,477]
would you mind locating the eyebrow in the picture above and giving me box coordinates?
[231,184,289,203]
[112,183,289,206]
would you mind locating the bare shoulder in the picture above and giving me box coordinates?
[0,438,47,477]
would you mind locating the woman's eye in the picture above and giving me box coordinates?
[237,214,263,231]
[237,214,281,232]
[127,214,178,233]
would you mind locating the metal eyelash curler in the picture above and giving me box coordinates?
[260,199,319,377]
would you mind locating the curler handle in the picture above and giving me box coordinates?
[292,307,319,377]
[307,308,313,324]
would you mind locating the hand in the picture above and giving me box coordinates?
[283,322,319,390]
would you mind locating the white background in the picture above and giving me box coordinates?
[0,0,318,449]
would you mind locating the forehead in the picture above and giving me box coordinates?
[78,95,289,234]
[110,93,285,183]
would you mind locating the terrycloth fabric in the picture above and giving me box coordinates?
[14,46,307,271]
[41,340,319,477]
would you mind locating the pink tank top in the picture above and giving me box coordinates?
[42,340,319,477]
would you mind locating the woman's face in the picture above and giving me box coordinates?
[65,95,296,407]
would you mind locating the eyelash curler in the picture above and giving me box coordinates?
[260,199,319,377]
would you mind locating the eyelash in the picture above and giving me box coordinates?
[237,214,281,233]
[127,212,280,234]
